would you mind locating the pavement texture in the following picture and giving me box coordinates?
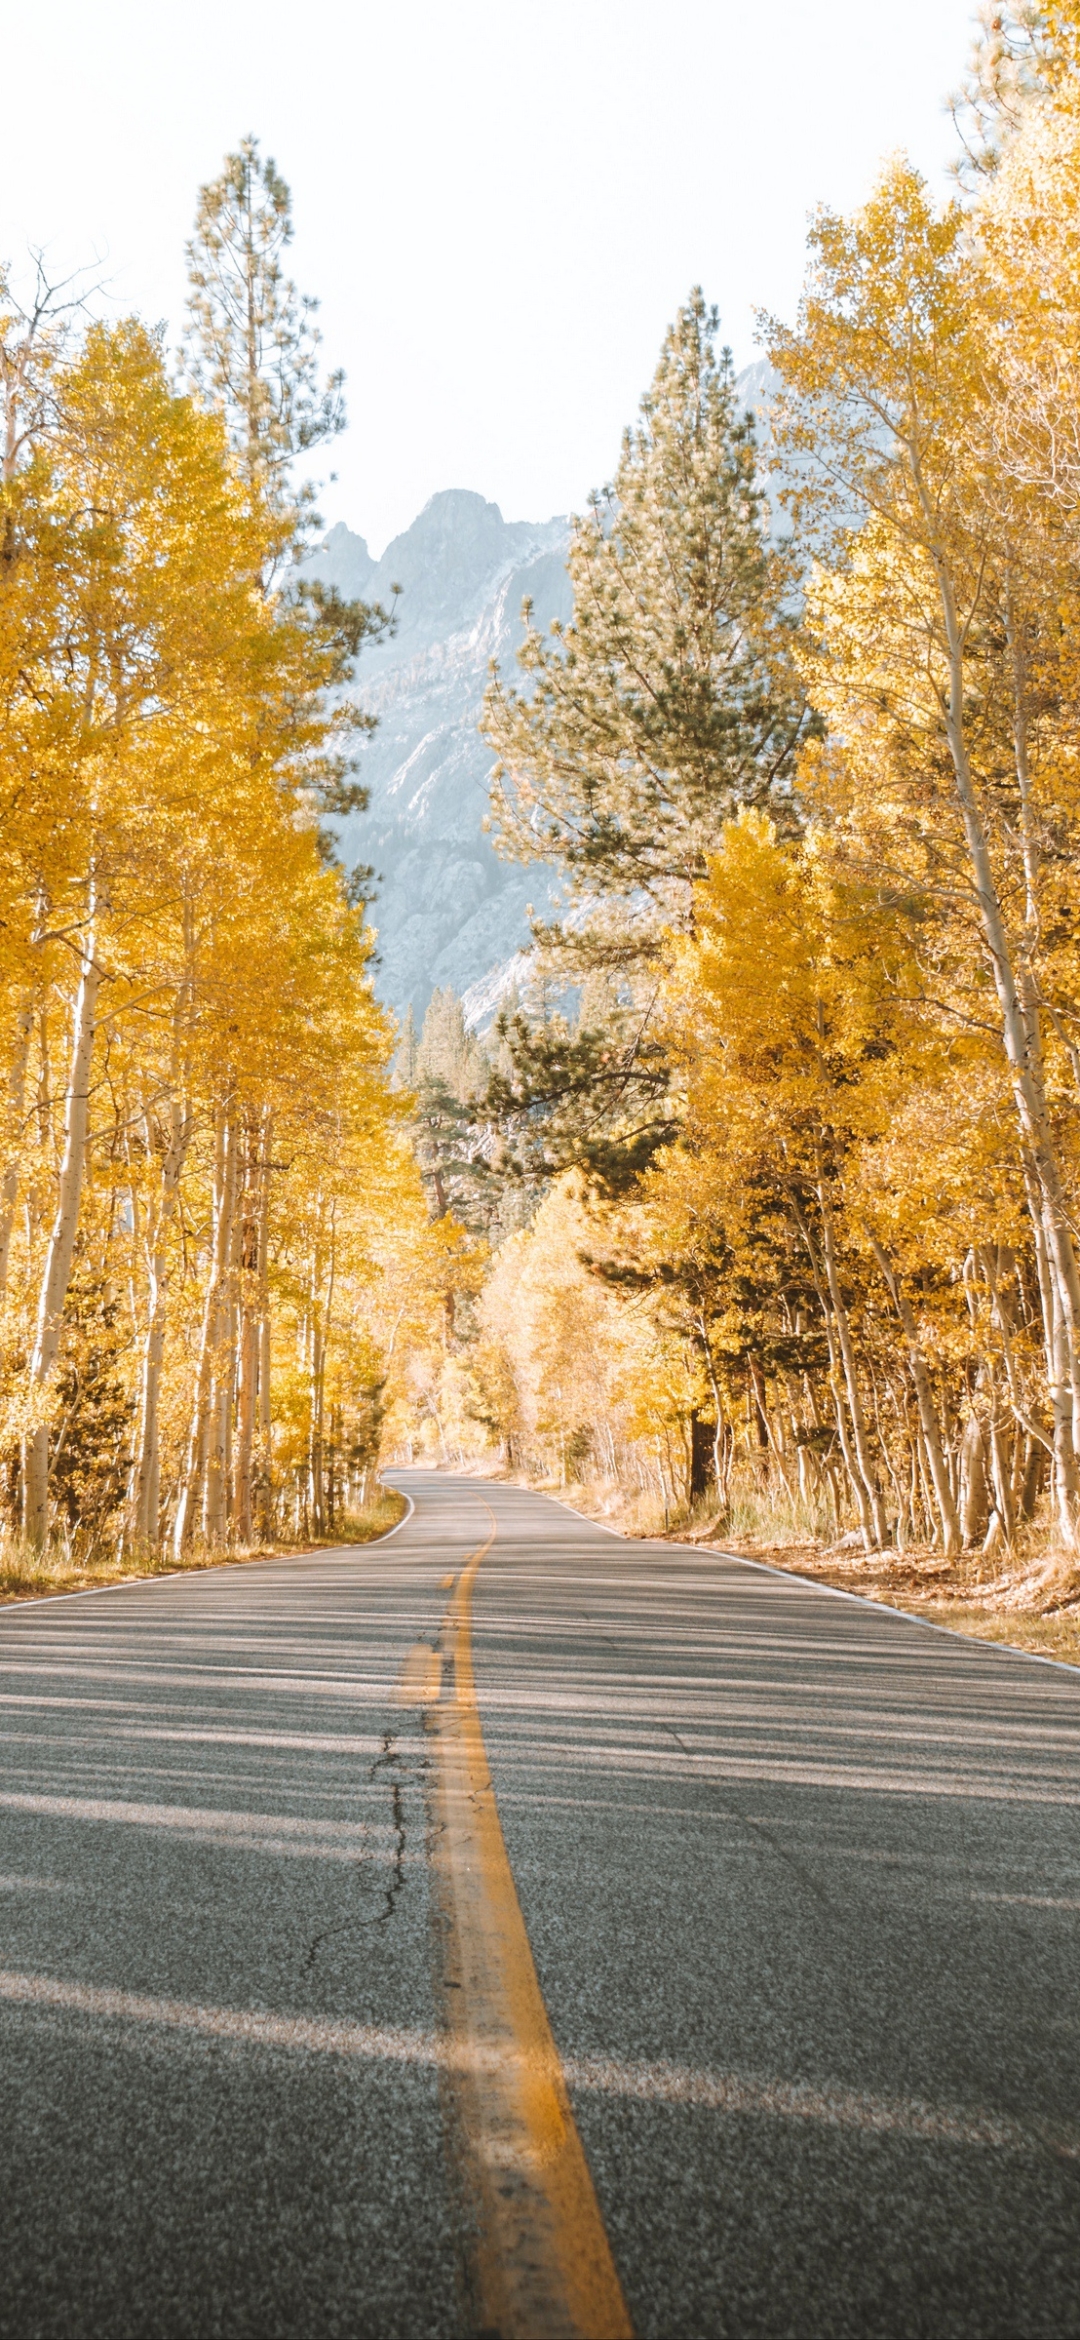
[1,1470,1079,2338]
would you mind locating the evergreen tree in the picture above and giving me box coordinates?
[479,292,814,1188]
[184,135,395,880]
[483,289,812,951]
[183,136,345,526]
[417,988,481,1100]
[392,1005,419,1090]
[411,990,494,1231]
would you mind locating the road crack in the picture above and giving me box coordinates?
[304,1734,410,1967]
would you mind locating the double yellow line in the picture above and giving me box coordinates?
[401,1500,632,2339]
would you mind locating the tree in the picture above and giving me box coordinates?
[0,166,454,1572]
[183,134,395,888]
[480,291,813,1182]
[50,1256,134,1554]
[15,318,285,1544]
[435,12,1080,1569]
[184,136,345,528]
[484,289,810,937]
[766,153,1080,1541]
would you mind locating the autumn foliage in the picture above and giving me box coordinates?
[428,7,1080,1580]
[0,177,447,1570]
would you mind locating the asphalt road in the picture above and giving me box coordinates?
[1,1470,1079,2338]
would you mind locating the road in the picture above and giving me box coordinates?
[1,1470,1078,2338]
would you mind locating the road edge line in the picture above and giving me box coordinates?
[367,1486,415,1543]
[0,1492,417,1614]
[429,1474,1080,1681]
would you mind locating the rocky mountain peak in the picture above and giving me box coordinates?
[314,362,775,1031]
[308,496,571,1029]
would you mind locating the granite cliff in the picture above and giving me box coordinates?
[310,489,571,1030]
[315,364,775,1035]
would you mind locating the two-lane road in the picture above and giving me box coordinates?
[1,1472,1078,2336]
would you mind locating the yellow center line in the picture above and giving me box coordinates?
[429,1495,633,2339]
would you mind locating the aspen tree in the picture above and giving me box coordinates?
[13,322,275,1542]
[767,160,1080,1537]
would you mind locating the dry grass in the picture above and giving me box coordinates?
[894,1601,1080,1667]
[759,1549,1080,1669]
[661,1523,1080,1671]
[0,1483,408,1608]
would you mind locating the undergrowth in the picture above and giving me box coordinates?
[0,1483,407,1605]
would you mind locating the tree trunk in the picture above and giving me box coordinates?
[695,1314,728,1506]
[959,1408,990,1548]
[232,1107,264,1546]
[173,1099,236,1556]
[0,994,34,1300]
[235,1298,258,1545]
[749,1358,796,1502]
[307,1198,337,1541]
[926,523,1080,1534]
[815,1183,889,1545]
[24,932,101,1546]
[131,1099,192,1546]
[865,1231,961,1556]
[787,1184,878,1544]
[203,1116,239,1547]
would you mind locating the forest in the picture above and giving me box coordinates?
[5,4,1080,1648]
[401,1,1080,1647]
[0,146,470,1583]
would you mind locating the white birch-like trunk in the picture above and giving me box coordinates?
[232,1117,253,1544]
[815,1185,890,1545]
[787,1184,878,1543]
[235,1286,258,1546]
[23,929,101,1545]
[918,496,1080,1533]
[172,1102,235,1556]
[866,1232,961,1555]
[131,1098,192,1546]
[202,1113,238,1547]
[233,1106,273,1544]
[0,996,34,1301]
[258,1112,273,1536]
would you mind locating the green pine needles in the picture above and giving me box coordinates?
[483,290,813,947]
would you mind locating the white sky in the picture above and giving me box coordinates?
[4,0,979,553]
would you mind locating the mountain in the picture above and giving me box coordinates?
[310,490,571,1031]
[313,364,778,1036]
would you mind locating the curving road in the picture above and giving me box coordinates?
[1,1470,1079,2337]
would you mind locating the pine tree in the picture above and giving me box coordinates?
[393,1005,419,1090]
[411,990,496,1232]
[417,988,479,1100]
[184,141,395,932]
[183,136,345,527]
[479,292,813,1188]
[483,290,812,949]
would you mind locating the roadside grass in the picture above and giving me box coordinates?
[324,1487,408,1546]
[865,1595,1080,1668]
[0,1483,408,1606]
